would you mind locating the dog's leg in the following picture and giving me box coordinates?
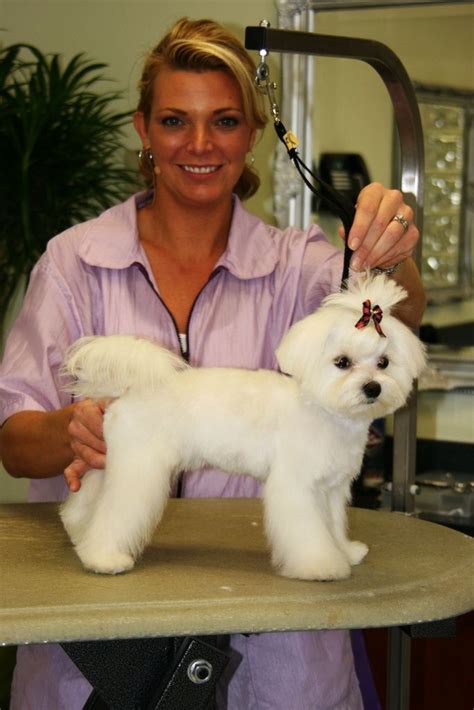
[70,436,175,575]
[326,483,368,566]
[263,470,351,581]
[60,469,104,545]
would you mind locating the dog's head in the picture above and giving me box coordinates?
[276,274,426,420]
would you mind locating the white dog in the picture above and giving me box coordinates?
[60,274,426,581]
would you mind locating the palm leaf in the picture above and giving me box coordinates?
[0,43,139,320]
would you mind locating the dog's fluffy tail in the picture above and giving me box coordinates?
[62,335,187,399]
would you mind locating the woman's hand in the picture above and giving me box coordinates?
[339,182,426,328]
[341,182,420,271]
[64,399,109,492]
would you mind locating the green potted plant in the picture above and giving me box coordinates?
[0,43,138,333]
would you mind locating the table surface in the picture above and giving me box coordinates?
[1,499,473,646]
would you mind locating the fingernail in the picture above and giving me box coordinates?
[351,257,362,270]
[349,237,360,250]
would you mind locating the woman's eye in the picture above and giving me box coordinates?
[377,356,389,369]
[217,116,239,128]
[161,116,183,128]
[334,356,352,369]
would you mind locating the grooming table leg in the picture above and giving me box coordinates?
[387,628,411,710]
[387,617,458,709]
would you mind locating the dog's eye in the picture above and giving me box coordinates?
[377,356,389,369]
[334,356,352,369]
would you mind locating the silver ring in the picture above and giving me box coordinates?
[391,214,409,233]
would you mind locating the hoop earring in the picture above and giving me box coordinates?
[139,146,161,180]
[138,147,154,167]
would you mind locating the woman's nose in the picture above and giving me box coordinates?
[187,125,213,154]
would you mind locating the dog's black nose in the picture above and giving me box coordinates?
[363,381,381,399]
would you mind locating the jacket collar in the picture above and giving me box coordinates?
[77,192,279,280]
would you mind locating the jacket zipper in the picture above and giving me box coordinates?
[135,262,224,361]
[135,262,224,498]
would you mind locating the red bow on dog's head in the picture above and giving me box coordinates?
[355,299,386,337]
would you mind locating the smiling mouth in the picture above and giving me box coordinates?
[181,165,220,174]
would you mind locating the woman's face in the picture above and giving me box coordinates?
[134,69,256,209]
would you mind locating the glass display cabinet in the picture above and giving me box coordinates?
[416,84,473,299]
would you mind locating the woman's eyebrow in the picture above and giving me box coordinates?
[213,107,244,114]
[158,106,244,115]
[158,107,188,114]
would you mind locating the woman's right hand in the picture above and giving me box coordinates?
[64,399,109,492]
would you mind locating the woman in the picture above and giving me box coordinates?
[0,17,425,710]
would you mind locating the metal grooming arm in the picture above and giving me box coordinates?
[245,25,425,710]
[245,22,423,514]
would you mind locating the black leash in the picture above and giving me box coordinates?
[273,119,355,288]
[255,53,356,289]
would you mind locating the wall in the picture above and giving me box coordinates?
[312,4,474,187]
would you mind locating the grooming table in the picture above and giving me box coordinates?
[1,499,473,708]
[1,499,473,643]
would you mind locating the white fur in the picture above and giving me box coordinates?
[62,334,188,398]
[60,274,426,581]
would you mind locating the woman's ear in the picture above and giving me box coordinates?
[248,128,257,152]
[133,111,148,144]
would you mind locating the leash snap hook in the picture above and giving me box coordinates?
[256,55,280,123]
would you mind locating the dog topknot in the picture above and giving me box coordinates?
[321,273,406,317]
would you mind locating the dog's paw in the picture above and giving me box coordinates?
[345,540,369,566]
[77,548,135,575]
[278,552,351,582]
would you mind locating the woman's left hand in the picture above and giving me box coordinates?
[341,182,420,271]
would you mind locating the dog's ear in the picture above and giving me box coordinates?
[385,317,427,380]
[275,312,329,383]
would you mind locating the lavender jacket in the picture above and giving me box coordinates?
[0,193,367,709]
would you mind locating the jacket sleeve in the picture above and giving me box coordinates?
[0,252,84,425]
[296,225,344,318]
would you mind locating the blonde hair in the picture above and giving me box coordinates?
[137,18,267,200]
